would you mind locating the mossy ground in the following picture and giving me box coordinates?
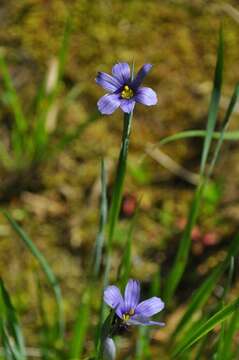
[1,0,239,357]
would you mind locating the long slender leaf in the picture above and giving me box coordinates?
[0,279,26,360]
[216,256,236,360]
[163,29,224,303]
[0,50,27,134]
[118,200,140,290]
[200,27,224,175]
[70,287,91,360]
[163,184,203,303]
[2,211,64,339]
[108,111,133,248]
[208,83,239,177]
[221,309,239,360]
[93,159,108,278]
[173,297,239,357]
[158,130,239,146]
[172,234,239,338]
[33,18,72,161]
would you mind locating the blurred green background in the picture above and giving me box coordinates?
[1,0,239,357]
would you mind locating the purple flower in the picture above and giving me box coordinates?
[96,63,158,115]
[104,279,165,326]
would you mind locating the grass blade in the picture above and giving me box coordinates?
[208,83,239,177]
[56,112,100,151]
[163,184,203,303]
[2,210,64,339]
[200,27,224,175]
[118,199,140,290]
[172,234,239,339]
[163,28,224,303]
[69,287,91,360]
[0,279,26,360]
[172,297,239,357]
[0,50,27,134]
[108,111,133,248]
[158,130,239,146]
[220,309,239,360]
[93,159,108,278]
[33,18,72,161]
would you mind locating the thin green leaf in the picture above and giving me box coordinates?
[164,184,203,303]
[158,130,239,146]
[200,27,224,175]
[163,29,224,303]
[33,18,72,161]
[70,287,91,360]
[2,210,64,339]
[0,50,27,134]
[0,279,26,360]
[55,112,100,151]
[208,83,239,177]
[135,326,151,360]
[108,111,133,248]
[173,297,239,357]
[221,309,239,360]
[93,159,108,278]
[216,257,236,360]
[172,235,239,338]
[118,200,140,290]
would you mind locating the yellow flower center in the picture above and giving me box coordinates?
[122,308,135,322]
[121,85,134,99]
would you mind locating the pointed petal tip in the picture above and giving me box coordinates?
[97,93,121,115]
[135,87,158,106]
[104,285,123,309]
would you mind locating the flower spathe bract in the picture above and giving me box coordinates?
[103,337,116,360]
[104,279,165,326]
[96,63,158,115]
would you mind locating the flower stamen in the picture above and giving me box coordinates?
[122,308,135,322]
[121,85,134,99]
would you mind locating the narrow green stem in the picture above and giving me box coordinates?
[108,111,133,249]
[95,111,133,359]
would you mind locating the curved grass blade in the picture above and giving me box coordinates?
[158,130,239,147]
[118,200,140,290]
[0,50,27,159]
[2,210,64,339]
[163,29,224,303]
[220,309,239,360]
[0,279,26,360]
[108,111,133,248]
[208,83,239,177]
[172,297,239,357]
[163,184,203,303]
[33,18,72,161]
[215,257,236,360]
[0,50,27,134]
[93,159,108,278]
[69,287,91,360]
[56,112,100,151]
[172,235,239,339]
[200,27,224,176]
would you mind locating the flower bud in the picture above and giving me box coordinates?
[103,337,116,360]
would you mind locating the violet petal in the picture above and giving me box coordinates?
[104,285,124,314]
[96,72,121,93]
[120,99,135,114]
[134,87,158,106]
[132,64,152,88]
[112,63,131,84]
[135,297,164,318]
[127,316,165,326]
[124,279,140,312]
[97,94,121,115]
